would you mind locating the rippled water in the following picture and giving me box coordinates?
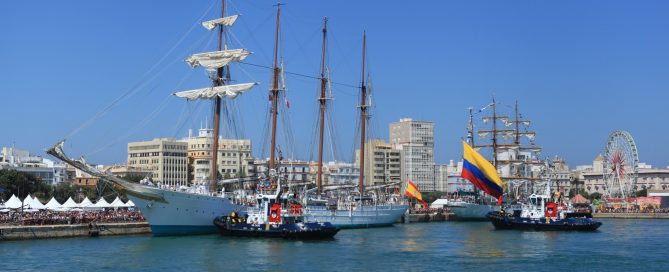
[1,219,667,271]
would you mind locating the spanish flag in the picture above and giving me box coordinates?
[461,141,505,205]
[405,179,428,207]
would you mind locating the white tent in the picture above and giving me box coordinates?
[33,196,46,210]
[93,198,111,209]
[45,197,63,211]
[5,195,23,209]
[109,197,125,208]
[78,197,95,210]
[430,199,450,209]
[124,200,136,208]
[62,197,79,210]
[20,194,40,212]
[30,196,47,210]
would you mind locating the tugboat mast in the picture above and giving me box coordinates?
[269,2,282,177]
[316,17,328,195]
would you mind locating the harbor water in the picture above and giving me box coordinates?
[2,219,668,271]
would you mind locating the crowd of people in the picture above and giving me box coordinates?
[596,206,669,213]
[0,209,145,226]
[409,207,448,214]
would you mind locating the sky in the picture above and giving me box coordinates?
[1,0,668,168]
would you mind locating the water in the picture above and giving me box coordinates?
[1,219,667,271]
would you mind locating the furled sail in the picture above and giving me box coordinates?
[174,82,257,100]
[202,15,239,30]
[185,49,251,70]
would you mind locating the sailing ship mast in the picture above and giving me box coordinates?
[358,32,367,196]
[316,17,328,195]
[491,98,498,168]
[210,1,227,193]
[269,2,282,175]
[173,0,255,193]
[467,108,475,146]
[514,100,520,145]
[471,99,544,199]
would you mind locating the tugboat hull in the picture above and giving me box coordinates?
[213,217,340,239]
[486,211,602,231]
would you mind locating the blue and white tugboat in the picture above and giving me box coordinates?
[213,170,340,239]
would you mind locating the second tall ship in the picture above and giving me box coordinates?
[451,100,543,220]
[301,21,407,228]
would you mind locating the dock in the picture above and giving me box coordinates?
[0,222,151,241]
[403,212,455,223]
[593,213,669,219]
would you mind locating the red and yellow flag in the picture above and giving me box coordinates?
[405,179,428,207]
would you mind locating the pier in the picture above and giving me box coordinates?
[593,213,669,219]
[0,222,151,241]
[403,212,455,223]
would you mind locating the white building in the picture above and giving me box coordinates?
[355,139,403,187]
[127,138,188,187]
[326,161,359,185]
[249,159,312,184]
[181,128,252,184]
[389,118,436,192]
[0,146,67,185]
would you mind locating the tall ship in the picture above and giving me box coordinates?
[451,99,543,220]
[48,0,264,235]
[301,27,408,228]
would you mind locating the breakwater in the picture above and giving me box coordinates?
[0,222,150,241]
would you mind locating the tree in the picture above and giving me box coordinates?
[0,169,49,199]
[589,192,603,201]
[421,191,446,204]
[632,188,647,197]
[52,182,80,203]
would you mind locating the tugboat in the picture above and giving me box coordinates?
[486,162,602,231]
[213,170,340,239]
[486,194,602,231]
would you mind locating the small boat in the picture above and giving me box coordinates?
[213,170,340,239]
[486,192,602,231]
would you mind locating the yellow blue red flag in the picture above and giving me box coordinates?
[461,141,505,205]
[405,179,428,207]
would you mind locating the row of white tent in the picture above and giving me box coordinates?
[0,194,135,212]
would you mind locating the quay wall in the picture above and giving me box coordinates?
[593,213,669,219]
[403,212,455,223]
[0,222,151,241]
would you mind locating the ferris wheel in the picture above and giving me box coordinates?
[603,131,639,199]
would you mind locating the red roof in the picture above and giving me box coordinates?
[572,194,590,204]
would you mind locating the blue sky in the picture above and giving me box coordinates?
[2,1,668,168]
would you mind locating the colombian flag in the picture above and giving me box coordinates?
[406,179,428,207]
[461,141,505,205]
